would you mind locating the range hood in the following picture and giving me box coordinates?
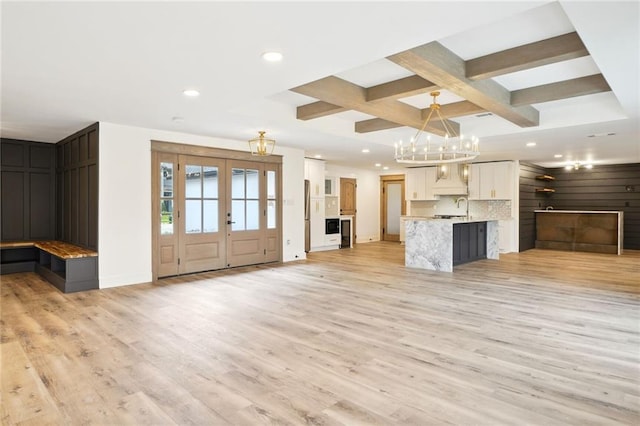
[431,164,468,195]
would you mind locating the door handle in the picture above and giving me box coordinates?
[227,220,236,225]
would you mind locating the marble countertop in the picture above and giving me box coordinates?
[534,210,622,214]
[403,216,498,224]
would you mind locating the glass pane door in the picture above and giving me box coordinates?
[231,167,260,231]
[160,161,174,235]
[179,156,226,274]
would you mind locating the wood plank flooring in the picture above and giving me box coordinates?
[1,243,639,425]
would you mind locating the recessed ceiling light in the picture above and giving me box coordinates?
[374,163,381,167]
[314,154,322,159]
[526,142,536,147]
[183,89,200,97]
[262,51,283,62]
[362,148,370,153]
[554,154,563,158]
[383,166,389,170]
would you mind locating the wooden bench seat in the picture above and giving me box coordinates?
[0,240,98,293]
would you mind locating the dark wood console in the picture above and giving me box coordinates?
[0,241,98,292]
[535,210,623,255]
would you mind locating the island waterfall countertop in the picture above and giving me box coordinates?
[404,217,499,272]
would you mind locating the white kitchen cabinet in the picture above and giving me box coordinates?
[305,158,325,198]
[324,234,340,247]
[309,198,326,250]
[405,168,425,200]
[405,167,438,200]
[471,161,514,200]
[468,164,481,200]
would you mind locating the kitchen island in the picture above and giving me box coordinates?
[405,218,499,272]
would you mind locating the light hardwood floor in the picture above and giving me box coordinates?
[2,243,639,425]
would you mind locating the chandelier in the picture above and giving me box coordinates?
[565,161,593,170]
[248,131,275,156]
[394,91,480,165]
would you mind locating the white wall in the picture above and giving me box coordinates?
[98,122,305,289]
[324,164,381,242]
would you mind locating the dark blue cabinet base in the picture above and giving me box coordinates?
[453,222,487,266]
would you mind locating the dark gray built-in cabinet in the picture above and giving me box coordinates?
[56,123,99,250]
[1,123,99,251]
[1,139,56,241]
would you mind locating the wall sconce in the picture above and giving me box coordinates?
[436,164,449,181]
[459,163,470,184]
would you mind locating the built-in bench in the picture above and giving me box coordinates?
[0,241,98,293]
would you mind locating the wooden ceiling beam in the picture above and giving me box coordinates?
[428,101,485,120]
[355,118,401,133]
[511,74,611,106]
[291,75,458,136]
[297,75,437,121]
[466,32,588,81]
[356,101,484,134]
[296,101,346,120]
[388,41,540,128]
[366,75,437,102]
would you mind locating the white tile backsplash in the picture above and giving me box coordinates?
[407,196,512,220]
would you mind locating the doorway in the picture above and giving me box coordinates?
[340,177,357,244]
[380,175,405,242]
[151,142,281,279]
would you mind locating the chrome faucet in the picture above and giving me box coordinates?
[456,197,469,219]
[456,197,468,208]
[546,206,554,210]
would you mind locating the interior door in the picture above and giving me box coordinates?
[382,180,404,241]
[340,177,356,244]
[178,155,226,274]
[227,160,265,267]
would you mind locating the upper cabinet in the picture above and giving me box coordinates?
[469,161,514,200]
[324,176,338,197]
[405,167,439,201]
[304,158,325,198]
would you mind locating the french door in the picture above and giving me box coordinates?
[152,149,281,279]
[226,160,279,267]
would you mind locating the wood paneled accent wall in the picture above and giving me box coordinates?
[0,139,55,241]
[520,162,640,251]
[549,163,640,250]
[56,123,99,250]
[519,163,550,251]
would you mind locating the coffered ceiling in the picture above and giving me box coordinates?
[291,31,608,137]
[1,1,638,170]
